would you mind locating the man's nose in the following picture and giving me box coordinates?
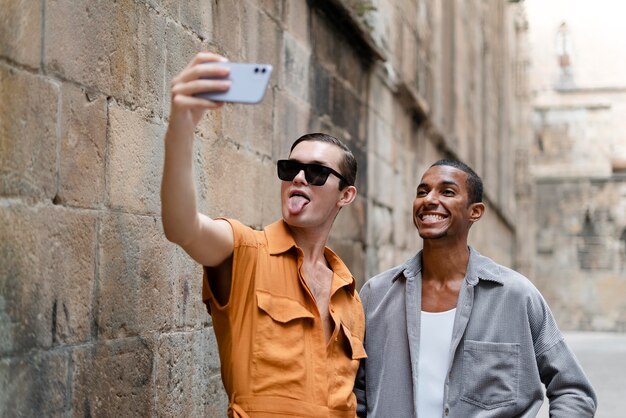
[423,190,438,204]
[293,169,308,184]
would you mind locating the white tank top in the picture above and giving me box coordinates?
[417,308,456,418]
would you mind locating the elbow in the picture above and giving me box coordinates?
[162,224,178,244]
[162,219,188,246]
[161,210,202,248]
[162,226,177,244]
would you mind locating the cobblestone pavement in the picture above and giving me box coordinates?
[537,332,626,418]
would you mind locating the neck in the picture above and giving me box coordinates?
[288,223,331,264]
[421,239,470,283]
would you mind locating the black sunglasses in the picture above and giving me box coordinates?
[277,159,349,186]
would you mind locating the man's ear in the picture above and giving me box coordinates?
[337,185,357,208]
[469,202,485,223]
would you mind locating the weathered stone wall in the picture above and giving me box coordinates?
[0,0,530,415]
[362,0,531,275]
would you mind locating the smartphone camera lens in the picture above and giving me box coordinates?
[261,67,266,73]
[254,67,259,73]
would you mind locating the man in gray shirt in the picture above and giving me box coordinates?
[355,160,597,417]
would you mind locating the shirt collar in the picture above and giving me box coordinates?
[266,219,297,255]
[324,247,357,295]
[466,247,504,285]
[392,246,504,286]
[265,219,356,295]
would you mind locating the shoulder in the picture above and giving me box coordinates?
[470,248,534,288]
[362,264,405,294]
[219,218,265,247]
[471,250,561,341]
[472,250,538,293]
[360,253,419,305]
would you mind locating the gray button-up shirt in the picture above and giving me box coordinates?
[355,248,597,417]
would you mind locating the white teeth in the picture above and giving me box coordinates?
[422,214,445,222]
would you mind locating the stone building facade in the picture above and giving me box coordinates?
[527,0,626,332]
[0,0,531,415]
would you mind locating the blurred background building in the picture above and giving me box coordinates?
[526,2,626,415]
[527,0,626,332]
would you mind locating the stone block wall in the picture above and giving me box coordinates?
[362,0,530,274]
[1,0,530,415]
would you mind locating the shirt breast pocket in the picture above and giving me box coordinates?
[460,340,520,410]
[252,290,314,394]
[340,322,367,360]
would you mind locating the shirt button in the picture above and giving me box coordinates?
[444,406,450,416]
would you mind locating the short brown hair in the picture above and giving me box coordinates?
[290,133,357,190]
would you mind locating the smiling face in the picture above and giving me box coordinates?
[280,140,356,230]
[413,165,484,244]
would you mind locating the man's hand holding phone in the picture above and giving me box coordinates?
[169,52,231,131]
[168,52,273,136]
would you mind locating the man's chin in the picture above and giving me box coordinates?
[282,214,308,228]
[419,231,447,240]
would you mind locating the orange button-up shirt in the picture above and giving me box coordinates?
[202,219,366,417]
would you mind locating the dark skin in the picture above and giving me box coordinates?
[412,165,485,312]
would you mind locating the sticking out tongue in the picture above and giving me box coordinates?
[288,195,310,215]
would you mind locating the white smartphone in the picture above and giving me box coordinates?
[196,62,273,104]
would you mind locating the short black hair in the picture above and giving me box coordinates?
[431,159,483,204]
[290,133,357,190]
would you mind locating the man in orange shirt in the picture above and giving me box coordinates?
[161,52,366,417]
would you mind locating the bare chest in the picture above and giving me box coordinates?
[301,265,333,340]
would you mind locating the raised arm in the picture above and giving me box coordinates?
[161,52,234,267]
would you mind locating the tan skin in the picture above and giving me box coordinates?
[412,165,485,312]
[301,257,333,340]
[161,52,356,342]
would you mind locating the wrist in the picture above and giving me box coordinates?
[166,114,196,144]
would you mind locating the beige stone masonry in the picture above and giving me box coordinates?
[0,0,41,69]
[0,204,97,354]
[59,83,107,208]
[0,64,58,199]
